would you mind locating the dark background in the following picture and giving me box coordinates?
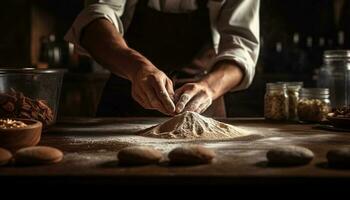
[0,0,349,117]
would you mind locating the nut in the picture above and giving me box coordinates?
[0,118,27,129]
[0,89,54,126]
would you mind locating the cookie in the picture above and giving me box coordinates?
[15,146,63,165]
[117,146,163,166]
[266,145,314,166]
[168,145,216,165]
[0,147,12,166]
[327,148,350,167]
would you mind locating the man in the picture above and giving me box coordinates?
[65,0,260,117]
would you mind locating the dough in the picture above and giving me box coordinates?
[168,145,216,165]
[15,146,63,165]
[0,147,12,166]
[266,146,314,166]
[117,146,163,166]
[327,148,350,167]
[141,111,250,139]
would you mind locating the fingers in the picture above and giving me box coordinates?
[144,84,169,113]
[174,83,213,114]
[150,77,176,113]
[175,85,198,113]
[183,95,202,112]
[195,101,211,114]
[133,88,170,115]
[132,75,176,115]
[165,79,175,101]
[183,92,212,113]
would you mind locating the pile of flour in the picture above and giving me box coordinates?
[140,111,251,140]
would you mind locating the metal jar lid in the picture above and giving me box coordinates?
[300,88,330,99]
[300,88,329,94]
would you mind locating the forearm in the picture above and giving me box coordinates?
[81,18,156,81]
[199,60,244,100]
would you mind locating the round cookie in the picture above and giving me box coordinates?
[0,147,12,166]
[168,145,216,165]
[266,145,314,166]
[327,148,350,167]
[15,146,63,165]
[117,146,163,166]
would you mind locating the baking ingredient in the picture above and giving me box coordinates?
[140,111,250,139]
[264,83,289,121]
[168,145,216,165]
[266,146,314,166]
[15,146,63,165]
[327,148,350,167]
[297,99,331,122]
[0,147,12,166]
[117,146,163,165]
[0,119,27,129]
[0,89,54,126]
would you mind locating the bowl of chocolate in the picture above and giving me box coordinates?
[0,118,42,151]
[0,68,65,127]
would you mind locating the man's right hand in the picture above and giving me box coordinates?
[81,19,176,115]
[130,66,176,115]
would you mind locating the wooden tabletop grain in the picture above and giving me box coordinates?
[1,117,350,186]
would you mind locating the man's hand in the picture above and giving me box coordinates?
[81,19,176,115]
[174,60,245,114]
[131,67,176,115]
[174,82,213,114]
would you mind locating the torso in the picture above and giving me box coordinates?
[97,0,226,117]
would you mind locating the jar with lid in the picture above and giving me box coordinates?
[317,50,350,108]
[264,83,289,121]
[297,88,332,122]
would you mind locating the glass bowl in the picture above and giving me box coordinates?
[0,68,65,127]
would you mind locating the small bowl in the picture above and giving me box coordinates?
[0,118,42,152]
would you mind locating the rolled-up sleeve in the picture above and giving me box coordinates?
[211,0,260,92]
[64,0,126,55]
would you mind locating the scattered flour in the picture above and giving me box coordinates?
[140,111,251,140]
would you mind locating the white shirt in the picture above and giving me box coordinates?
[65,0,260,91]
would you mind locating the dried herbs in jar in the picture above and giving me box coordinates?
[297,88,331,122]
[264,83,289,121]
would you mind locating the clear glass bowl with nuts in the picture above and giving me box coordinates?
[0,68,65,127]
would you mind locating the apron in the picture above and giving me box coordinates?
[96,0,226,117]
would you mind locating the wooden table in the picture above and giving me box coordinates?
[1,118,350,188]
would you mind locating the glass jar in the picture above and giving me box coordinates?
[264,83,289,121]
[297,88,331,123]
[317,50,350,108]
[286,82,303,121]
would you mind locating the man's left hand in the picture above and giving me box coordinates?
[174,82,213,114]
